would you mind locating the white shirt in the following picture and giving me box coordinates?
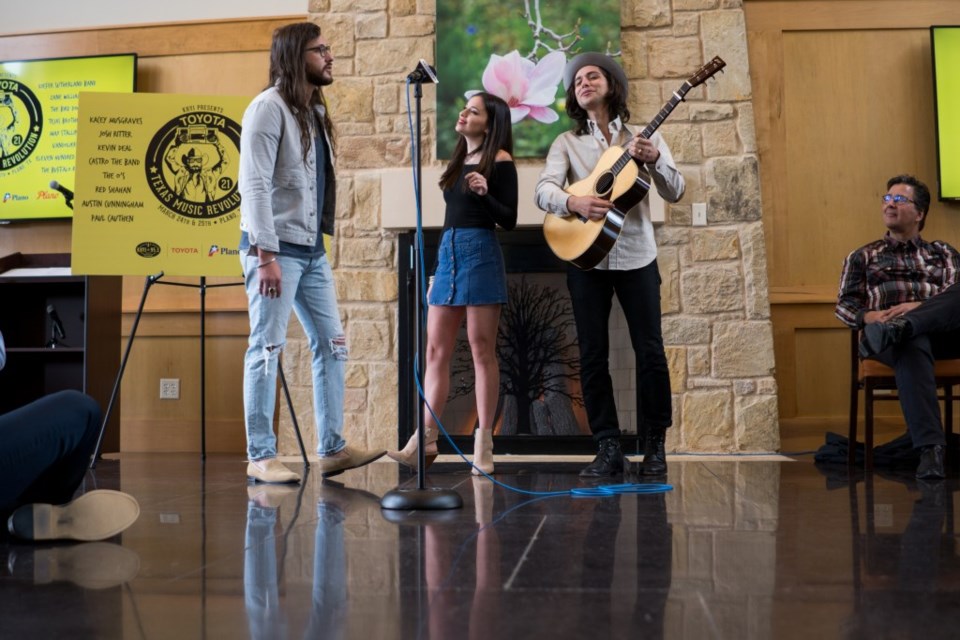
[534,117,685,270]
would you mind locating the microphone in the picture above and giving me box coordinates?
[47,304,66,348]
[407,59,438,84]
[49,180,74,210]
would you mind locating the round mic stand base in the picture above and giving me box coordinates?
[381,487,464,511]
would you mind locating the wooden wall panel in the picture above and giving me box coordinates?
[116,312,249,452]
[780,29,953,287]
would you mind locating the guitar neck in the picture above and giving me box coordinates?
[641,83,692,139]
[610,81,693,174]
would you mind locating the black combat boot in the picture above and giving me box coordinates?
[640,426,667,476]
[579,438,625,478]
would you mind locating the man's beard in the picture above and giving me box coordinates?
[307,68,333,87]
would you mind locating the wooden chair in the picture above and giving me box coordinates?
[849,330,960,469]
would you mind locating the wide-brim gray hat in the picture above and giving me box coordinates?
[563,53,628,92]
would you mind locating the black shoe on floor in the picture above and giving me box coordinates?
[579,438,624,478]
[640,428,668,476]
[915,444,945,480]
[859,317,911,358]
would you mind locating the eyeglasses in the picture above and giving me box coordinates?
[305,45,332,58]
[882,194,916,205]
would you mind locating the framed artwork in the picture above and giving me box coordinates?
[436,0,621,158]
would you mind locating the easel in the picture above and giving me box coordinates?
[90,272,309,467]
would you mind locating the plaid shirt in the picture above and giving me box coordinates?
[836,233,960,328]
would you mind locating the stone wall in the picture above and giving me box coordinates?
[280,0,779,455]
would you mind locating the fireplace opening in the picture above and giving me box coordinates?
[397,228,643,455]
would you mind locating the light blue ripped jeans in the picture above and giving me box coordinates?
[242,252,347,460]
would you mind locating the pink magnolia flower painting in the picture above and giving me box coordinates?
[466,50,566,124]
[436,0,620,157]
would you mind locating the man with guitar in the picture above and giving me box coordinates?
[535,53,685,478]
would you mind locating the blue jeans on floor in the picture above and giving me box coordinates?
[0,390,101,516]
[243,504,286,640]
[305,502,347,639]
[242,253,347,460]
[243,500,347,640]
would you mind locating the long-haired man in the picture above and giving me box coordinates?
[239,22,384,483]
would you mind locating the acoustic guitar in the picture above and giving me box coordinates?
[542,56,726,269]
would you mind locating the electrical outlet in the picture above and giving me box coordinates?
[159,378,180,400]
[874,503,893,528]
[692,202,707,226]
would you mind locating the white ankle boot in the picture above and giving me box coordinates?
[471,429,494,475]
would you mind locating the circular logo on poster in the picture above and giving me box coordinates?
[0,79,43,172]
[144,110,241,222]
[136,241,161,258]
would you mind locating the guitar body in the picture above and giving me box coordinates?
[543,145,651,269]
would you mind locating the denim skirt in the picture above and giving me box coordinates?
[428,227,507,306]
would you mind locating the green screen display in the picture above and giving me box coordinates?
[932,27,960,200]
[0,54,136,221]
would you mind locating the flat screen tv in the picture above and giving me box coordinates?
[931,26,960,200]
[0,53,136,222]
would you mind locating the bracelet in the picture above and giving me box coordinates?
[256,258,277,268]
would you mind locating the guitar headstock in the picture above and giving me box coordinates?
[688,56,726,88]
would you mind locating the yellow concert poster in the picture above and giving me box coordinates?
[71,92,250,276]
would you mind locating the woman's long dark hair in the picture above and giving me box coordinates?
[267,22,335,161]
[439,92,513,191]
[565,67,630,136]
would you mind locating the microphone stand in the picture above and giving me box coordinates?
[381,68,462,512]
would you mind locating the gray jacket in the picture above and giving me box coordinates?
[238,87,336,252]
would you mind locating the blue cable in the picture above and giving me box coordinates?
[403,81,671,499]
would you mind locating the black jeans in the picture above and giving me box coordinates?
[0,390,101,517]
[871,282,960,448]
[566,260,672,443]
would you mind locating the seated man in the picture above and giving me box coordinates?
[0,330,140,540]
[836,175,960,479]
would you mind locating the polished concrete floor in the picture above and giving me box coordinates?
[2,453,959,639]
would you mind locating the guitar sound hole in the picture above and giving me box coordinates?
[595,172,614,197]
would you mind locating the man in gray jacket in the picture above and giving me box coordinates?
[239,22,384,484]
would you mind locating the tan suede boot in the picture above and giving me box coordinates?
[247,458,301,484]
[317,446,386,478]
[386,427,438,470]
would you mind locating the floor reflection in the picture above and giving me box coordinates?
[839,469,960,639]
[1,455,959,638]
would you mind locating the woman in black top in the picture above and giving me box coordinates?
[388,92,517,474]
